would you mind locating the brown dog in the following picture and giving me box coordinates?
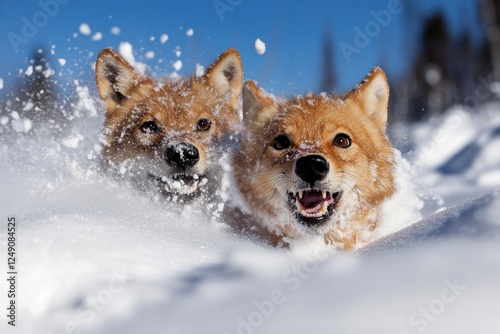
[95,48,243,203]
[232,68,395,250]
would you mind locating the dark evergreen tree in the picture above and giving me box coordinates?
[451,32,475,103]
[319,29,336,93]
[479,0,500,81]
[7,46,67,135]
[409,13,453,121]
[21,48,58,124]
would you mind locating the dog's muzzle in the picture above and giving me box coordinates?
[288,154,342,227]
[148,142,206,200]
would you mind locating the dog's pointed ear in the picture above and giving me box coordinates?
[203,48,243,108]
[347,67,390,130]
[242,80,276,128]
[95,48,137,112]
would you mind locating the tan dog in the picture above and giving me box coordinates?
[95,48,243,203]
[232,68,395,250]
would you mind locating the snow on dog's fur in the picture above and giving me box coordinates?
[232,68,396,250]
[95,48,242,204]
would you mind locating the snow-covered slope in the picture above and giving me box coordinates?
[409,104,500,213]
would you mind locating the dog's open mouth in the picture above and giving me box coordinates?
[288,190,342,226]
[149,173,207,199]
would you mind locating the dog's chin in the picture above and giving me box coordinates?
[287,189,343,232]
[149,173,206,201]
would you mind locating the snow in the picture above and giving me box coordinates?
[172,59,182,71]
[413,107,476,169]
[62,134,84,149]
[118,42,135,65]
[43,67,54,79]
[110,26,121,35]
[25,65,33,76]
[160,34,169,44]
[425,66,441,85]
[11,111,19,120]
[195,63,205,77]
[0,78,3,90]
[408,102,500,214]
[22,101,34,111]
[74,80,98,117]
[91,32,103,41]
[118,42,147,74]
[1,44,500,334]
[58,58,66,66]
[79,23,91,35]
[145,51,155,59]
[478,169,500,186]
[186,28,194,36]
[254,38,266,55]
[11,118,32,133]
[377,150,423,237]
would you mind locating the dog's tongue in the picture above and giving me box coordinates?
[298,190,325,213]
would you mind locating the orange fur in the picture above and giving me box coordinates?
[95,48,243,201]
[232,68,395,250]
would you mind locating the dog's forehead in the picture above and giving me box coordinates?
[144,80,216,121]
[277,94,349,132]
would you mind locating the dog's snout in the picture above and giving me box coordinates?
[295,155,329,186]
[165,142,199,169]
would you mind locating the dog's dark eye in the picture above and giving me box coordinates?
[140,121,160,134]
[272,135,291,150]
[197,119,211,131]
[333,133,351,148]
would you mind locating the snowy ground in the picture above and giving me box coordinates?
[1,56,500,333]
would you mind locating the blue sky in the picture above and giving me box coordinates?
[0,0,483,96]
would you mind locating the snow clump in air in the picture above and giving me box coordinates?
[79,23,91,35]
[254,38,266,55]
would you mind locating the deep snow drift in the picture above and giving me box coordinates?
[1,44,500,333]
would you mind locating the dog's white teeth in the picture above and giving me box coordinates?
[300,210,323,218]
[320,200,328,214]
[295,199,305,212]
[298,190,303,199]
[322,191,327,199]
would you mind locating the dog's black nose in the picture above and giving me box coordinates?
[165,142,199,169]
[295,155,329,186]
